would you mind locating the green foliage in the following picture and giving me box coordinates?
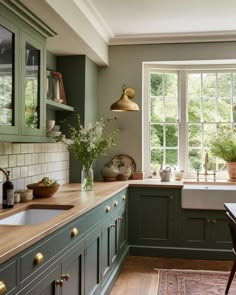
[56,114,119,168]
[210,128,236,162]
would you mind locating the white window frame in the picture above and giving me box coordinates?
[143,60,236,179]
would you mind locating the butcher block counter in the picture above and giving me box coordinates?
[0,180,183,264]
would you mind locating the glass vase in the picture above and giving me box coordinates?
[81,165,94,191]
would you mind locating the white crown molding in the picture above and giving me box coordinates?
[110,31,236,45]
[73,0,113,44]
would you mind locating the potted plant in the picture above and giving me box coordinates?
[210,128,236,181]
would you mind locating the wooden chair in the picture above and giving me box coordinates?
[225,211,236,294]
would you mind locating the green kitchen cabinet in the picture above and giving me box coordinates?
[84,227,101,295]
[0,1,54,142]
[128,187,181,249]
[178,209,232,250]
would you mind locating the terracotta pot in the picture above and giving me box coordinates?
[227,162,236,181]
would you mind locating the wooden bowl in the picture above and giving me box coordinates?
[27,183,60,198]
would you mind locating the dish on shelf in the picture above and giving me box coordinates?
[111,154,136,179]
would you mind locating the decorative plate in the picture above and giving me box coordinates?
[111,154,136,178]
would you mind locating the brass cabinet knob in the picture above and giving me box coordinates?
[0,281,6,294]
[55,279,64,287]
[71,227,79,237]
[114,201,118,207]
[34,252,44,265]
[105,206,111,213]
[62,274,70,281]
[122,195,126,201]
[206,219,210,223]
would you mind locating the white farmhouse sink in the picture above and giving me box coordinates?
[0,205,73,225]
[182,184,236,210]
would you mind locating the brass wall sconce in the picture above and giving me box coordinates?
[110,84,139,112]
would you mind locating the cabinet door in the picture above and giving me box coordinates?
[101,216,112,281]
[61,240,84,295]
[85,227,101,295]
[209,212,231,248]
[179,210,210,247]
[117,206,127,252]
[0,15,20,135]
[128,188,177,246]
[179,210,232,249]
[21,31,45,136]
[22,264,61,295]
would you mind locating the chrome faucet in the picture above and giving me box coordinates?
[197,151,216,182]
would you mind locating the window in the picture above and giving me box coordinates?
[143,62,236,179]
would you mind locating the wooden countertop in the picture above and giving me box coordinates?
[0,180,183,264]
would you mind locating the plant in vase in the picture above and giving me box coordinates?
[56,114,119,191]
[210,127,236,181]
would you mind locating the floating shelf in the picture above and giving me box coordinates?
[46,99,74,112]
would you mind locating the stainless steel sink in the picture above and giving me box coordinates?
[0,204,74,225]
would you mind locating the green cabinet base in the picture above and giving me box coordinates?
[129,245,234,261]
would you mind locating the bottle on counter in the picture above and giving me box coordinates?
[2,170,14,209]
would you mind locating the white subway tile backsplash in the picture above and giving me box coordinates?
[9,155,17,167]
[0,142,69,204]
[17,154,24,166]
[3,143,12,154]
[24,154,32,165]
[13,143,21,154]
[0,155,9,168]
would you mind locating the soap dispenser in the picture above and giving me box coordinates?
[1,169,14,209]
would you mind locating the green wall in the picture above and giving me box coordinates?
[97,42,236,177]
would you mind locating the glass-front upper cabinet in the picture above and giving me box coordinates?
[21,31,45,136]
[0,18,19,135]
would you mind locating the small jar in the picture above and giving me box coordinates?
[14,193,20,204]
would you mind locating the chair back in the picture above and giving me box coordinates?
[226,211,236,252]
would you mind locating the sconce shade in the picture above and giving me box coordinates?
[110,85,139,112]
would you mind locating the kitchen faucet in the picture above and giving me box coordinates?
[196,151,216,182]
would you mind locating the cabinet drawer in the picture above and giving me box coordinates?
[0,260,17,295]
[86,199,114,231]
[20,216,85,282]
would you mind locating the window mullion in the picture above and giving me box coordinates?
[179,70,187,172]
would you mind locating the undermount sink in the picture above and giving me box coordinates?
[0,204,74,225]
[182,184,236,210]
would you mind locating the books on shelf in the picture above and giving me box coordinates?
[46,70,67,104]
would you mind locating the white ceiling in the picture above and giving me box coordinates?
[19,0,236,65]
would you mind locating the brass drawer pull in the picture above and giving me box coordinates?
[122,195,126,201]
[62,273,70,281]
[55,279,64,287]
[71,227,79,237]
[0,281,6,294]
[105,206,111,213]
[114,201,118,207]
[34,252,44,265]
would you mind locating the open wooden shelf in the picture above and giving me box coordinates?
[46,99,74,112]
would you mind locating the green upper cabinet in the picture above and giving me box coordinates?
[0,1,55,142]
[21,31,45,137]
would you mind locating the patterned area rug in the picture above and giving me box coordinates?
[157,269,236,295]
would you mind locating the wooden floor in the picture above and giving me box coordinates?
[109,256,233,295]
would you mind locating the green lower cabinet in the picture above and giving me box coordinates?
[84,227,101,295]
[20,239,84,295]
[20,265,61,295]
[101,216,112,281]
[128,187,180,247]
[117,206,127,252]
[179,209,232,249]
